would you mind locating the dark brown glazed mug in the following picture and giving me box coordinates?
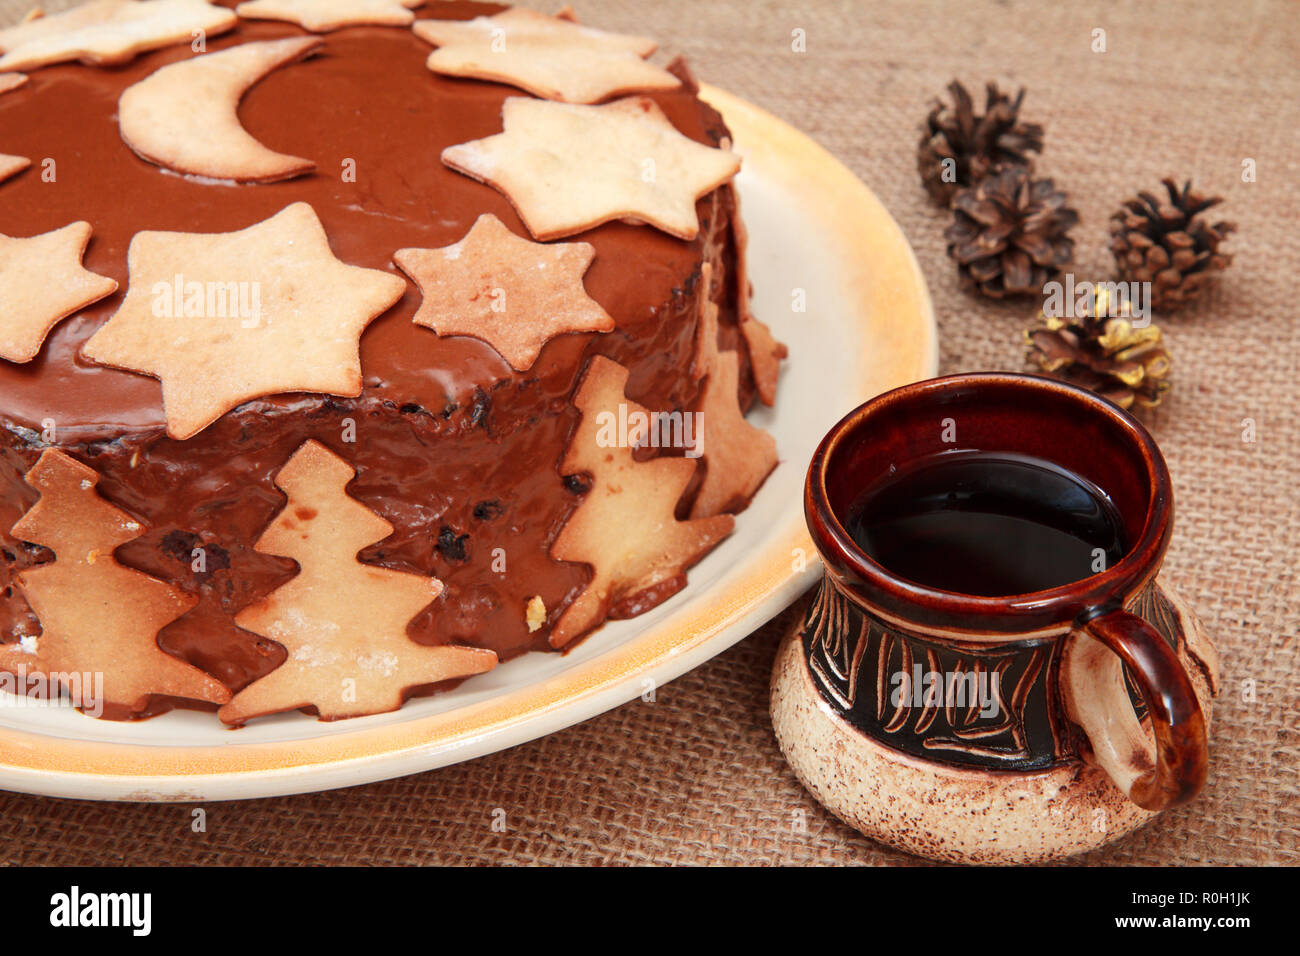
[771,372,1220,863]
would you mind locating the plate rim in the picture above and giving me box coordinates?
[0,84,937,801]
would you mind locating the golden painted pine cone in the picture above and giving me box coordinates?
[918,80,1044,207]
[1109,178,1235,311]
[945,165,1078,298]
[1026,287,1171,410]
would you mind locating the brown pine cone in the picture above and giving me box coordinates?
[1025,287,1171,410]
[1109,179,1235,311]
[918,81,1044,207]
[945,166,1078,298]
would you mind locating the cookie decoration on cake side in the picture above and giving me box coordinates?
[0,449,231,718]
[219,439,497,724]
[548,355,734,648]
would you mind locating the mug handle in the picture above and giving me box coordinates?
[1061,606,1208,811]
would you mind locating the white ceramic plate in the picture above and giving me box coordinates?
[0,86,936,801]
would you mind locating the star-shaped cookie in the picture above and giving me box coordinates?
[414,6,679,104]
[235,0,423,33]
[0,0,238,72]
[82,202,406,440]
[393,213,614,371]
[0,221,118,363]
[442,95,740,241]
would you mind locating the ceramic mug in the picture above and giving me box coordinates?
[771,372,1220,863]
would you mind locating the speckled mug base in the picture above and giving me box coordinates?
[770,584,1217,865]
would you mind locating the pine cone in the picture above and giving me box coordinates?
[945,166,1078,298]
[1025,287,1171,410]
[918,81,1044,207]
[1109,179,1235,311]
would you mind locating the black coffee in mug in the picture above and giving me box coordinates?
[845,450,1127,597]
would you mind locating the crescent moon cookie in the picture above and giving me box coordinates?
[118,36,324,183]
[0,1,783,724]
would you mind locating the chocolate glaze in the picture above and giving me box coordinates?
[0,2,759,718]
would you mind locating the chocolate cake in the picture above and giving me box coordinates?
[0,1,783,723]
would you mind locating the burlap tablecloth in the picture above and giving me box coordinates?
[1,0,1296,866]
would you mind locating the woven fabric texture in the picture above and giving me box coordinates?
[0,0,1296,866]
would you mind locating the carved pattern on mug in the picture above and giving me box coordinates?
[923,648,1043,759]
[800,577,1193,771]
[801,576,1064,769]
[805,576,870,708]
